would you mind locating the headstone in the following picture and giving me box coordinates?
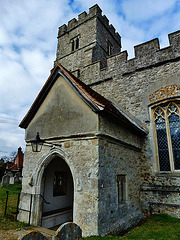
[19,176,23,183]
[18,230,47,240]
[9,176,15,184]
[2,174,10,187]
[7,171,13,177]
[15,172,20,183]
[53,222,82,240]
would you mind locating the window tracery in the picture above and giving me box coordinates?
[153,101,180,172]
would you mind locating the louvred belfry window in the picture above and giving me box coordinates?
[154,101,180,171]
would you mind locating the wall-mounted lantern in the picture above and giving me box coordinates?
[30,132,44,152]
[30,132,62,152]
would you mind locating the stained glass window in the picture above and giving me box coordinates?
[154,101,180,171]
[168,103,180,170]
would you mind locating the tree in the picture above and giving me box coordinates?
[0,151,17,163]
[0,158,7,180]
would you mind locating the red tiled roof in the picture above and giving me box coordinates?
[19,64,147,134]
[7,163,18,170]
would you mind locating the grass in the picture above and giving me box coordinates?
[0,184,180,238]
[83,214,180,240]
[0,183,21,214]
[0,183,28,230]
[0,214,28,230]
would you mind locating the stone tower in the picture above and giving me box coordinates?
[55,4,121,77]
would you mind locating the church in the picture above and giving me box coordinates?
[18,4,180,237]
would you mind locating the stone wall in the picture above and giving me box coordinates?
[140,174,180,218]
[55,9,180,220]
[96,114,144,235]
[55,4,121,72]
[19,109,145,236]
[98,137,143,235]
[19,137,100,237]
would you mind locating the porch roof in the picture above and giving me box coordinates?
[19,64,147,134]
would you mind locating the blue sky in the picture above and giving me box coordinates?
[0,0,180,157]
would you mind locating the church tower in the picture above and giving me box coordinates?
[55,4,121,78]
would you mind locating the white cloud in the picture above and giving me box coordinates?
[121,0,177,22]
[0,0,179,157]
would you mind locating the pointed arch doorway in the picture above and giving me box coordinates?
[41,156,74,229]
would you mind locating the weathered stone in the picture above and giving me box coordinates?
[18,230,47,240]
[64,142,70,148]
[54,222,82,240]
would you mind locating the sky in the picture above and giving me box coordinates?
[0,0,180,157]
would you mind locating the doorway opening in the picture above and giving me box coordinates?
[41,156,74,228]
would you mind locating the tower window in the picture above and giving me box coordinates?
[107,41,112,56]
[76,37,79,49]
[71,40,74,51]
[71,37,79,52]
[153,101,180,171]
[117,174,126,204]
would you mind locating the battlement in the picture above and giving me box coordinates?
[56,4,179,82]
[82,30,180,86]
[105,30,180,75]
[134,38,160,58]
[58,4,121,44]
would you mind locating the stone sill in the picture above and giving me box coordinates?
[154,171,180,177]
[141,184,180,192]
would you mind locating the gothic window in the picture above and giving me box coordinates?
[117,175,126,203]
[153,101,180,171]
[53,171,68,196]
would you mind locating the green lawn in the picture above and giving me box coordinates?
[0,183,27,230]
[0,184,180,238]
[0,183,21,214]
[83,214,180,240]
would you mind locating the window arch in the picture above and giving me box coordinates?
[71,36,79,52]
[153,101,180,171]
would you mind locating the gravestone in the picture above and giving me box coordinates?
[7,171,13,177]
[53,222,82,240]
[9,176,15,184]
[15,172,20,183]
[2,174,10,187]
[18,230,47,240]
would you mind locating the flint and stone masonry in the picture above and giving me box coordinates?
[18,4,180,237]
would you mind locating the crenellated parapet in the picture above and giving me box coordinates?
[106,30,180,75]
[56,4,179,81]
[58,4,121,44]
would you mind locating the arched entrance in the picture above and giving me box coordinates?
[41,156,74,229]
